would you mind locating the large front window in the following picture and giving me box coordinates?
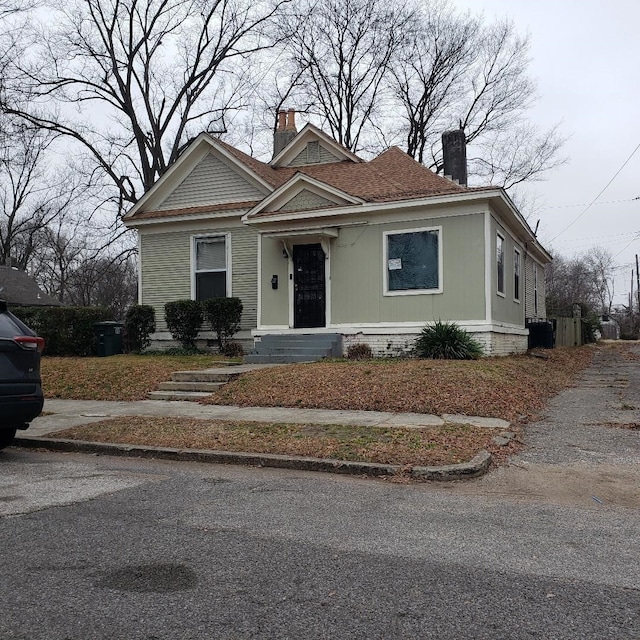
[194,236,229,300]
[384,228,441,295]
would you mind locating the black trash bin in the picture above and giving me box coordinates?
[94,321,124,357]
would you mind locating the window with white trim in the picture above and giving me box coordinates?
[534,263,539,316]
[194,236,228,300]
[514,248,521,302]
[496,233,505,296]
[384,228,441,294]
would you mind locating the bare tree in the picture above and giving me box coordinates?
[391,6,566,188]
[281,0,414,152]
[545,247,615,317]
[586,247,615,316]
[391,2,477,164]
[4,0,291,210]
[0,119,87,268]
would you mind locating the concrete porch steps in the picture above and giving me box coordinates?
[149,363,281,401]
[244,333,342,364]
[148,368,239,401]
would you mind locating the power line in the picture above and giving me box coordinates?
[540,196,640,211]
[550,141,640,242]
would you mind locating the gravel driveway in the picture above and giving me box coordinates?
[452,343,640,508]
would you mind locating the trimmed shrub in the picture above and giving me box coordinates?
[222,341,244,358]
[12,306,111,356]
[415,321,484,360]
[123,305,156,353]
[164,300,203,351]
[346,343,373,360]
[202,297,243,351]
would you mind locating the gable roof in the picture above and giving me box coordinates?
[0,266,62,307]
[269,123,363,167]
[124,133,274,221]
[126,130,466,224]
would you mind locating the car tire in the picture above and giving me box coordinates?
[0,428,17,450]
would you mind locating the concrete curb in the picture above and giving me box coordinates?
[13,437,492,482]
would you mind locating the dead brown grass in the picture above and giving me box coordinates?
[42,354,224,401]
[203,347,594,423]
[51,416,518,466]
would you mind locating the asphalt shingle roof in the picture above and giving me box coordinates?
[128,136,469,222]
[0,266,61,307]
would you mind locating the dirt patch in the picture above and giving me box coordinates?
[49,416,520,467]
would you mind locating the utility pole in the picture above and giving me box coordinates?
[636,255,640,317]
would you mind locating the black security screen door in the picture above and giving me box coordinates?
[293,244,326,328]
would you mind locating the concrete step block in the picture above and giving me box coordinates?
[171,371,240,383]
[158,381,226,392]
[148,390,212,401]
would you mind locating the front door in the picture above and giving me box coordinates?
[293,243,326,328]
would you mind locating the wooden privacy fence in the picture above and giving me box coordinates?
[554,317,583,347]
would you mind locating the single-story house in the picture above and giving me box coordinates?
[123,110,551,358]
[0,265,62,308]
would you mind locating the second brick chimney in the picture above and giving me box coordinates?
[273,109,298,157]
[442,129,467,187]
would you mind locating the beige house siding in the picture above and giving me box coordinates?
[279,189,335,212]
[524,255,546,319]
[258,210,486,328]
[288,143,342,166]
[260,237,290,327]
[332,214,485,324]
[158,152,265,211]
[491,217,525,327]
[139,221,258,333]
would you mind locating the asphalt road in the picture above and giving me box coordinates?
[1,447,638,640]
[2,345,639,639]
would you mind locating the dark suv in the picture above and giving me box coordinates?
[0,300,44,449]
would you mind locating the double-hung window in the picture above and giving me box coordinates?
[514,248,521,302]
[193,235,229,301]
[384,227,441,295]
[496,233,505,296]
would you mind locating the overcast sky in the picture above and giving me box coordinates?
[456,0,640,305]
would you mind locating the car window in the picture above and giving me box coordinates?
[0,311,33,338]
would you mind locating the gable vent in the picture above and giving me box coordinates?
[306,141,320,164]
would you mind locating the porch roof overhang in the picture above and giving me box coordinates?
[262,227,339,240]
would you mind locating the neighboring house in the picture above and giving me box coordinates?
[123,111,550,357]
[0,266,61,308]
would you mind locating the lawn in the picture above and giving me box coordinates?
[42,348,594,422]
[49,417,515,467]
[204,347,594,423]
[39,346,596,472]
[41,354,228,401]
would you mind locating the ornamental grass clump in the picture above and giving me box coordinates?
[415,321,484,360]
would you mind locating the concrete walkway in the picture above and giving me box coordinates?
[25,398,511,437]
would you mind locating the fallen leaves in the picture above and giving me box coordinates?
[41,354,222,401]
[50,417,513,467]
[203,347,594,423]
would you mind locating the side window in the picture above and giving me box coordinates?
[384,228,441,295]
[194,236,228,301]
[514,248,521,302]
[496,233,505,296]
[534,264,539,316]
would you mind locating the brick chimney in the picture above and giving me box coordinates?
[273,109,298,157]
[442,129,467,187]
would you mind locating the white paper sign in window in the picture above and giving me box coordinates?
[388,258,402,270]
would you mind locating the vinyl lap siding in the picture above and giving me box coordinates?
[279,189,334,211]
[158,153,264,210]
[524,256,546,319]
[288,143,341,166]
[140,224,258,333]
